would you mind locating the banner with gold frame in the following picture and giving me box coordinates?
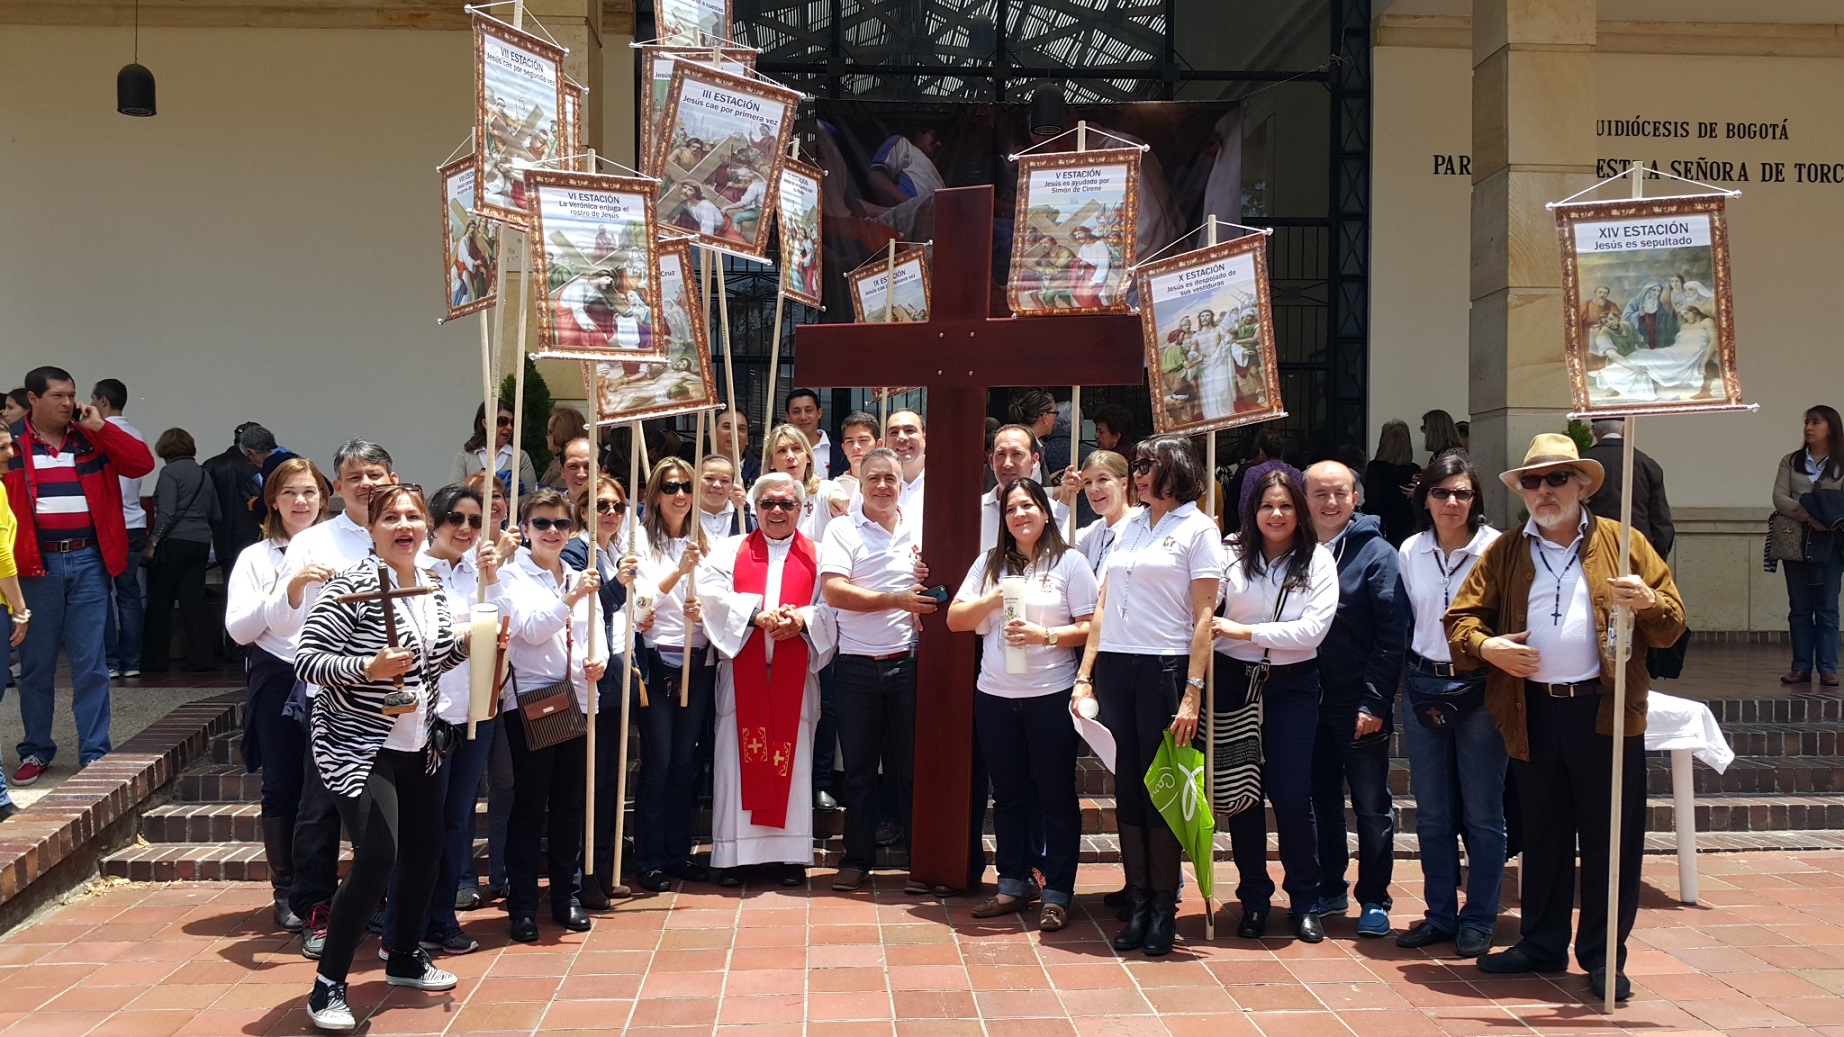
[1008,147,1140,316]
[656,0,730,47]
[777,159,824,307]
[525,170,668,363]
[1135,234,1285,436]
[440,155,500,321]
[639,46,755,178]
[588,238,722,423]
[1555,195,1745,417]
[472,15,567,226]
[561,78,586,161]
[848,247,930,323]
[653,63,800,261]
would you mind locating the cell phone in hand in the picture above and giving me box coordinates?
[921,585,949,605]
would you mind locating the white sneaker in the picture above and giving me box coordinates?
[384,947,458,991]
[123,668,141,678]
[307,980,355,1033]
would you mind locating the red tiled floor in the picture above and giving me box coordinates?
[7,851,1844,1035]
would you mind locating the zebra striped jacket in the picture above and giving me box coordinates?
[295,561,470,798]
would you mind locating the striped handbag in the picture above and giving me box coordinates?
[1210,585,1289,820]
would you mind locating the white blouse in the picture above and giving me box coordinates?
[224,539,293,660]
[954,549,1098,698]
[1072,506,1144,578]
[634,524,710,658]
[1215,538,1340,665]
[1097,502,1224,656]
[798,478,845,543]
[1398,526,1500,662]
[497,549,609,714]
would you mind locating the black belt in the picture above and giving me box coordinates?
[39,537,96,553]
[1407,651,1461,679]
[1525,678,1603,699]
[1235,659,1316,679]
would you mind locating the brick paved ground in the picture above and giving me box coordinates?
[1,850,1842,1036]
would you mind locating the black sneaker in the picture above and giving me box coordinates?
[875,820,902,847]
[301,904,330,960]
[385,947,458,991]
[365,900,387,935]
[307,980,355,1032]
[454,886,483,912]
[419,927,480,956]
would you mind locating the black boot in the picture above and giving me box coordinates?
[1111,822,1151,951]
[1113,890,1152,951]
[261,817,303,932]
[1142,891,1177,956]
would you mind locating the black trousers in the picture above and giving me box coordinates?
[505,709,586,917]
[1093,651,1187,896]
[290,742,346,918]
[1510,687,1646,973]
[835,654,916,871]
[317,749,444,982]
[243,648,307,819]
[974,690,1079,901]
[142,538,214,671]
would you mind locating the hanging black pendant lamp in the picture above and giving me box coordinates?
[117,0,156,116]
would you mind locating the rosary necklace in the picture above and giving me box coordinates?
[1429,545,1463,610]
[1534,545,1578,626]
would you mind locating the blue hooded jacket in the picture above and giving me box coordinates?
[1316,512,1407,727]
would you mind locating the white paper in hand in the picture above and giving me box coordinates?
[1071,709,1117,774]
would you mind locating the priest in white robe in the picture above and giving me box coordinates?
[697,472,837,885]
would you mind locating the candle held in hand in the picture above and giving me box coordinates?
[1000,576,1028,675]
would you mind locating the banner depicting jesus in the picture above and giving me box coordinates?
[696,474,838,877]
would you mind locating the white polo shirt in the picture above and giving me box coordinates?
[978,484,1070,549]
[1398,526,1500,662]
[1097,501,1224,656]
[498,549,607,714]
[270,511,375,655]
[954,549,1097,698]
[1523,515,1601,683]
[1214,539,1339,665]
[633,525,709,659]
[1073,507,1143,578]
[821,506,923,656]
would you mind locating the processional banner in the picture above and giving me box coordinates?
[653,63,800,261]
[848,248,930,324]
[472,14,567,226]
[440,156,500,320]
[1136,233,1285,436]
[561,78,586,162]
[587,238,722,423]
[640,47,756,178]
[655,0,730,46]
[1007,148,1140,316]
[1554,195,1744,417]
[525,170,667,363]
[777,160,825,308]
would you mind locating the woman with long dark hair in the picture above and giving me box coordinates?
[224,457,329,931]
[1363,419,1421,546]
[1773,405,1844,686]
[450,400,538,492]
[1395,452,1504,957]
[1073,435,1223,956]
[947,478,1097,933]
[1214,466,1338,941]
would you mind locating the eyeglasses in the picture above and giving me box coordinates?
[495,415,513,428]
[659,480,694,496]
[595,500,628,515]
[1129,458,1157,475]
[440,513,484,529]
[1517,472,1575,490]
[756,499,799,513]
[1428,487,1475,502]
[526,517,576,532]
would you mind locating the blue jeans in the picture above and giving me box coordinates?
[104,528,147,673]
[423,715,498,936]
[1786,554,1843,676]
[1312,694,1395,909]
[634,646,717,873]
[1218,663,1322,915]
[18,547,113,766]
[1402,669,1507,936]
[975,690,1079,907]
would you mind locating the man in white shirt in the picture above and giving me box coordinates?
[91,379,148,678]
[980,425,1068,547]
[884,409,927,518]
[713,407,761,487]
[271,438,399,960]
[820,448,934,891]
[786,388,846,479]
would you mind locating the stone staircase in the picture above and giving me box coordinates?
[101,692,1844,882]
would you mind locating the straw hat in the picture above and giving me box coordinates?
[1498,432,1605,497]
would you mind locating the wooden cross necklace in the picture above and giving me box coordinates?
[335,561,436,715]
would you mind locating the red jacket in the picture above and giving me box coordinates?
[4,418,156,578]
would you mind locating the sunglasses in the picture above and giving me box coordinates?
[659,480,694,496]
[440,513,484,529]
[1129,458,1157,475]
[1517,472,1575,490]
[495,415,513,428]
[1428,487,1475,502]
[594,500,628,515]
[526,516,576,532]
[756,499,799,513]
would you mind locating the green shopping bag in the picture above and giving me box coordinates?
[1143,730,1215,901]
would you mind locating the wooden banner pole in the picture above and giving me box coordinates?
[581,147,600,882]
[1202,212,1219,942]
[680,409,705,706]
[609,420,643,890]
[760,137,798,469]
[717,255,740,472]
[507,230,532,522]
[1066,120,1089,540]
[470,294,498,743]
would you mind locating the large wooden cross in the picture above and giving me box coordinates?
[794,184,1146,889]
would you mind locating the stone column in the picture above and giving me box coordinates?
[1468,0,1596,521]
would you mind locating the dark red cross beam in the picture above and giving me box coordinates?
[795,184,1145,889]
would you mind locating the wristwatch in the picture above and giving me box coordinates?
[1042,626,1055,646]
[1185,676,1206,690]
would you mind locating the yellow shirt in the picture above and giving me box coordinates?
[0,481,16,586]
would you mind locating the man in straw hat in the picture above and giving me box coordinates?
[1444,433,1684,1002]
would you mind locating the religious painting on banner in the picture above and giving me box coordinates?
[653,64,800,261]
[777,160,824,307]
[525,170,667,363]
[1555,195,1744,416]
[440,156,499,320]
[640,47,755,178]
[586,238,721,423]
[848,248,930,323]
[1136,233,1285,435]
[656,0,729,46]
[1007,148,1140,315]
[472,14,566,225]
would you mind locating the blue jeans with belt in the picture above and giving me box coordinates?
[17,545,113,766]
[1785,554,1842,676]
[1402,661,1507,937]
[1312,691,1395,910]
[1216,660,1321,915]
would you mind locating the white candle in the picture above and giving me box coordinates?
[1001,576,1028,675]
[469,603,499,723]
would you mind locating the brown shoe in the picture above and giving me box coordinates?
[1822,673,1840,687]
[1782,671,1812,685]
[1038,903,1068,932]
[831,868,867,892]
[970,888,1039,918]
